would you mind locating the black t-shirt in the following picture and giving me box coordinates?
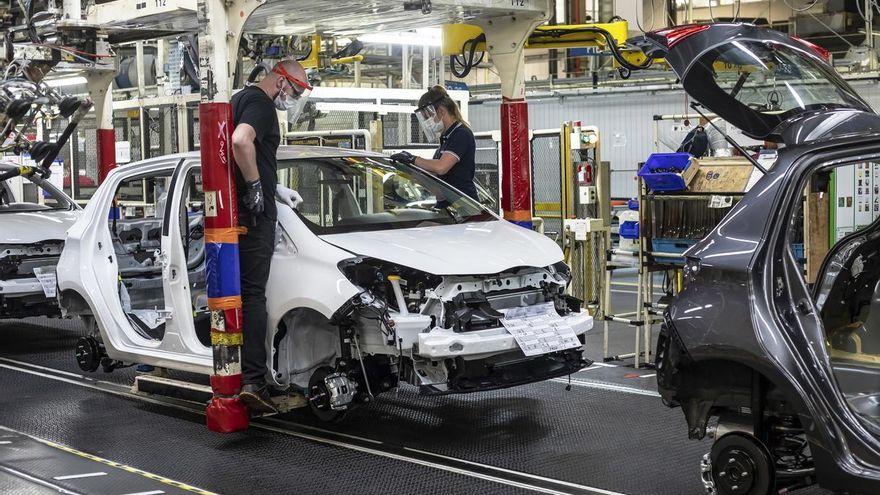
[434,122,478,206]
[232,86,280,220]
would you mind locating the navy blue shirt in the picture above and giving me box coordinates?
[434,121,478,207]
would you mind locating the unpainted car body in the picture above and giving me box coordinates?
[638,24,880,495]
[0,161,81,318]
[57,146,592,419]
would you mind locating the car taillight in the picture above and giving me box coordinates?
[790,35,831,62]
[655,24,710,48]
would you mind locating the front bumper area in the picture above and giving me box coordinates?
[0,277,59,318]
[0,276,44,296]
[421,344,590,395]
[416,310,593,359]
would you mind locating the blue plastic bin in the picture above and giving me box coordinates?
[791,243,805,261]
[619,221,639,239]
[638,153,693,192]
[651,238,698,264]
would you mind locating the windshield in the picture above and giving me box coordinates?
[0,165,75,213]
[683,40,871,140]
[277,155,497,234]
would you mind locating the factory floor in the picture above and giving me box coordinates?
[0,279,832,495]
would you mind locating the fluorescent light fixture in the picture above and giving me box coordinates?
[44,76,88,88]
[359,28,441,47]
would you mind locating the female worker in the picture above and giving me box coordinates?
[391,85,478,207]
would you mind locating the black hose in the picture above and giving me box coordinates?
[529,27,653,71]
[450,34,486,78]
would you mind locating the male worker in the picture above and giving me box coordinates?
[231,59,311,414]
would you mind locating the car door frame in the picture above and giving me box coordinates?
[157,159,210,362]
[83,157,212,374]
[761,142,880,485]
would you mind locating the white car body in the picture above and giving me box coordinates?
[58,147,592,416]
[0,161,82,318]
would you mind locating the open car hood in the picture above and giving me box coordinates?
[636,23,877,143]
[0,210,81,244]
[320,220,563,275]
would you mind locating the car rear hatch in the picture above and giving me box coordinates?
[635,23,875,143]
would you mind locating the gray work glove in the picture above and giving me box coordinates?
[242,179,264,214]
[390,151,417,165]
[276,184,303,209]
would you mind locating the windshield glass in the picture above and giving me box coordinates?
[0,165,75,213]
[277,155,497,234]
[711,41,865,117]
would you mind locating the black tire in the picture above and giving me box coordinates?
[307,366,347,424]
[710,433,776,495]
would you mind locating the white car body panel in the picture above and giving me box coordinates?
[58,156,213,373]
[2,210,81,243]
[58,147,593,400]
[0,162,82,318]
[320,221,563,276]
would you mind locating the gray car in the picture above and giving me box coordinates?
[636,24,880,495]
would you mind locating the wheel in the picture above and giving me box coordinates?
[307,366,347,424]
[710,433,775,495]
[74,335,102,372]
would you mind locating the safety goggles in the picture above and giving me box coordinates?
[273,66,313,124]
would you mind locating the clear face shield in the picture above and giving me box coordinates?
[273,66,313,124]
[415,101,444,143]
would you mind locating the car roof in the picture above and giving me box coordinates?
[144,145,384,163]
[1,146,384,173]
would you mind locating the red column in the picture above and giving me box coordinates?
[96,129,116,182]
[500,97,533,229]
[200,102,249,433]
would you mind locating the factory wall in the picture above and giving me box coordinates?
[469,79,880,199]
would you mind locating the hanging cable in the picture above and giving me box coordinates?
[528,27,653,71]
[733,0,741,23]
[635,0,656,34]
[782,0,819,13]
[449,34,486,78]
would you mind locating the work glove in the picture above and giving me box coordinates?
[276,184,303,209]
[390,151,417,165]
[242,179,264,215]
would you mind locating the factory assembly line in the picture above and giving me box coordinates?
[0,0,878,494]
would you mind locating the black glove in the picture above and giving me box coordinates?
[390,151,417,165]
[242,179,264,215]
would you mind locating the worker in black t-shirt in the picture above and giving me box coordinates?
[230,59,311,414]
[391,86,478,207]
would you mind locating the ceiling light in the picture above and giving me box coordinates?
[359,28,441,47]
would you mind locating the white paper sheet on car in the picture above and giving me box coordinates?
[32,266,56,298]
[500,302,581,356]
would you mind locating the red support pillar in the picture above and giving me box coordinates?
[200,102,249,432]
[96,129,116,182]
[475,12,546,230]
[500,97,532,229]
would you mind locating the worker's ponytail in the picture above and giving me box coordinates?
[418,85,469,128]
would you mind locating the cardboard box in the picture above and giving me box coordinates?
[687,158,755,193]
